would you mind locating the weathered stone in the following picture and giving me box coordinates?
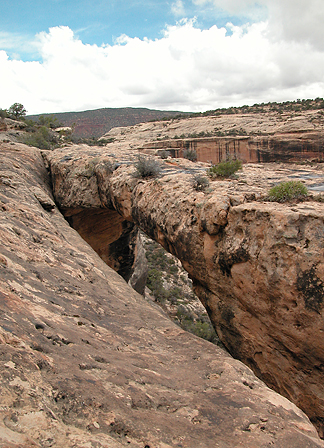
[101,110,324,163]
[46,144,324,436]
[0,143,323,447]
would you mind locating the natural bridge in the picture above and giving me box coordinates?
[0,142,324,448]
[46,144,324,436]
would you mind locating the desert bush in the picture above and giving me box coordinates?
[158,150,171,159]
[312,194,324,203]
[37,114,63,129]
[183,149,198,162]
[133,155,161,178]
[176,307,218,343]
[207,158,242,178]
[191,173,210,191]
[268,181,308,202]
[22,126,59,150]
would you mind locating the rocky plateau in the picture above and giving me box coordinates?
[1,108,324,447]
[102,109,324,163]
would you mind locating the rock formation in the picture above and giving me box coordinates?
[2,142,324,446]
[101,109,324,163]
[46,142,324,437]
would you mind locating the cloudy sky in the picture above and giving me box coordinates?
[1,0,324,114]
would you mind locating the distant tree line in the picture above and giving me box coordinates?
[151,97,324,122]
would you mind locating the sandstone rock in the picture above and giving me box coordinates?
[1,144,324,447]
[101,110,324,163]
[4,118,27,130]
[46,144,324,436]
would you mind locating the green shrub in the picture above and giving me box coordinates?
[37,114,63,129]
[191,173,210,191]
[133,155,161,178]
[176,307,218,343]
[207,158,242,178]
[183,149,198,162]
[22,126,59,150]
[268,181,308,202]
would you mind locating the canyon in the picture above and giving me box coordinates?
[1,108,324,446]
[47,141,324,438]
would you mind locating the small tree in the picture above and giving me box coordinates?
[8,103,27,120]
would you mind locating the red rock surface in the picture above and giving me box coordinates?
[47,144,324,436]
[101,110,324,163]
[3,142,324,446]
[1,142,324,446]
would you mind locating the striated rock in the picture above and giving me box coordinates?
[142,132,324,164]
[1,142,323,446]
[46,144,324,435]
[101,110,324,163]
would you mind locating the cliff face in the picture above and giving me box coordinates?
[2,142,323,447]
[47,144,324,435]
[101,109,324,164]
[143,132,324,164]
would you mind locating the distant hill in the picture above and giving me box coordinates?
[27,107,187,139]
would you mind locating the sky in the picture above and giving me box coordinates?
[0,0,324,115]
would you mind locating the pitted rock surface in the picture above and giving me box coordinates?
[46,144,324,435]
[0,144,324,447]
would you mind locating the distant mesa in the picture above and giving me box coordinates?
[27,107,186,138]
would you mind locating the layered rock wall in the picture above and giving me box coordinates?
[143,132,324,164]
[102,109,324,164]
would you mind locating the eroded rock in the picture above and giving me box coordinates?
[46,144,324,436]
[101,110,324,163]
[0,144,323,447]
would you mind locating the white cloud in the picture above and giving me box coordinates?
[192,0,260,14]
[192,0,324,49]
[0,19,324,115]
[171,0,186,16]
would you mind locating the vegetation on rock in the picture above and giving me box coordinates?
[158,149,171,159]
[144,237,219,344]
[183,148,198,162]
[191,173,210,191]
[133,155,161,178]
[22,125,60,150]
[207,158,242,178]
[268,181,308,202]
